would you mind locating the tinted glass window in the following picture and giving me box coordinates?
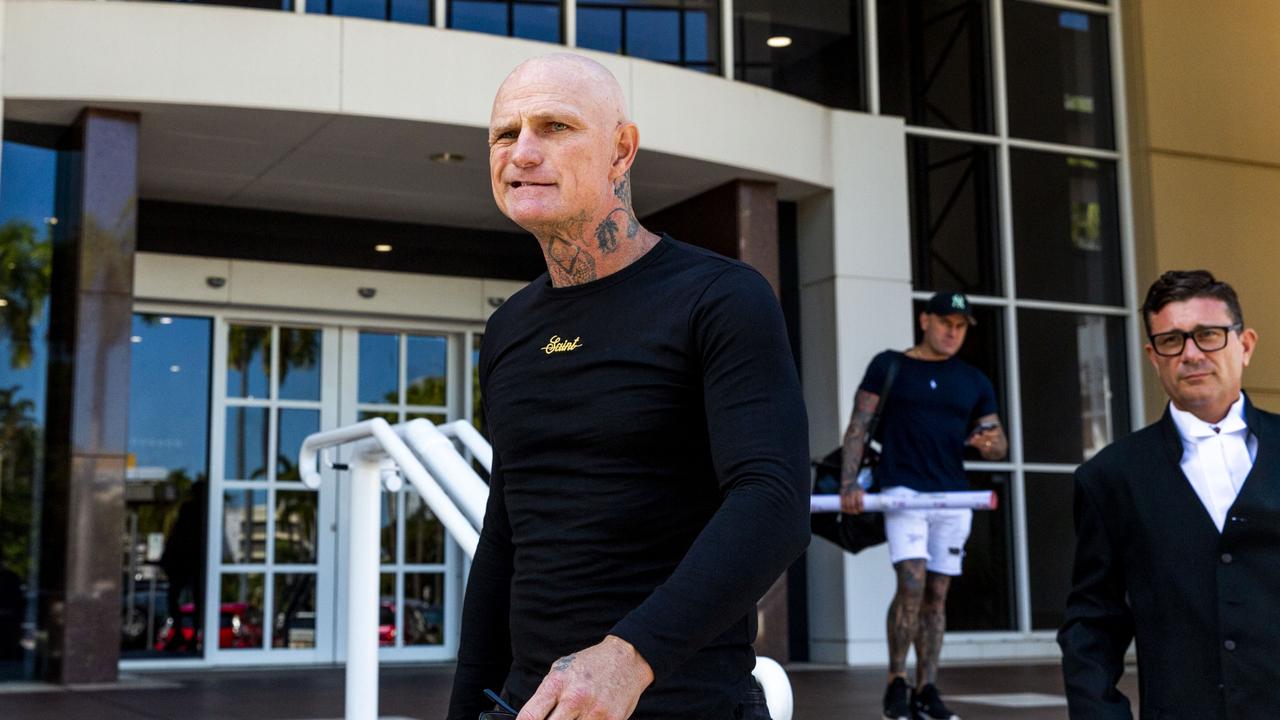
[451,0,562,43]
[908,138,1000,295]
[1026,472,1075,630]
[878,0,993,133]
[946,471,1016,631]
[733,0,864,110]
[1010,150,1122,306]
[308,0,432,23]
[1018,310,1129,464]
[1004,2,1113,148]
[0,139,56,679]
[577,0,720,73]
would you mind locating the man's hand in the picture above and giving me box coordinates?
[839,487,865,515]
[966,414,1008,461]
[517,635,654,720]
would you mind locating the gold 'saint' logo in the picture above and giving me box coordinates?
[541,335,583,354]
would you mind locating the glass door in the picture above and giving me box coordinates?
[207,320,339,664]
[334,328,471,662]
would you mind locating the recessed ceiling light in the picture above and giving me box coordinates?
[766,36,792,48]
[0,299,8,308]
[375,244,393,253]
[159,317,173,325]
[131,335,142,343]
[169,365,181,373]
[431,152,465,164]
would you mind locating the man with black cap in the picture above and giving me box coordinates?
[840,291,1007,720]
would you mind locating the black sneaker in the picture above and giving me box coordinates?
[912,683,960,720]
[882,677,912,720]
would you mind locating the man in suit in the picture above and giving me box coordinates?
[1059,269,1280,718]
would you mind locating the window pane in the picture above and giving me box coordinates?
[912,301,1007,430]
[227,325,271,399]
[908,138,1000,294]
[275,491,318,564]
[451,0,562,43]
[272,573,317,649]
[734,0,864,110]
[406,334,448,407]
[329,0,387,19]
[359,332,399,405]
[223,490,268,563]
[1011,150,1122,306]
[277,409,320,481]
[379,573,396,646]
[513,1,561,42]
[381,491,398,564]
[0,139,55,677]
[1018,311,1130,464]
[390,0,432,24]
[471,334,486,436]
[1004,2,1114,148]
[946,472,1016,630]
[125,313,212,659]
[404,573,445,645]
[225,407,269,481]
[219,574,265,649]
[1026,472,1075,630]
[578,0,720,73]
[278,327,321,401]
[878,0,993,133]
[404,492,445,564]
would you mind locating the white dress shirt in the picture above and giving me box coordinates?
[1168,394,1257,533]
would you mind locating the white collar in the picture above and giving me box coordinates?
[1169,393,1248,440]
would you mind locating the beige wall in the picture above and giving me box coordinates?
[1124,0,1280,419]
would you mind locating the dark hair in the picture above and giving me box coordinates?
[1142,270,1244,336]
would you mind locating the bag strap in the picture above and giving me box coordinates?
[862,354,901,452]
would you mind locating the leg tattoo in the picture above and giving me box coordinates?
[914,572,951,687]
[887,559,927,677]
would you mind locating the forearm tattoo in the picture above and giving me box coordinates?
[840,391,880,492]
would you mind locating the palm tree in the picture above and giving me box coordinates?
[0,220,53,370]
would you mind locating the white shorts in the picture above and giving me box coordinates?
[882,487,974,576]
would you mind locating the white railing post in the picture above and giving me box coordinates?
[346,453,384,720]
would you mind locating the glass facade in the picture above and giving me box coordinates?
[578,0,720,73]
[733,0,864,109]
[907,138,1001,296]
[451,0,561,43]
[307,0,432,24]
[0,140,57,680]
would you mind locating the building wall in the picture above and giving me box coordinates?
[1124,0,1280,417]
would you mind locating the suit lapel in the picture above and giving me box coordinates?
[1226,398,1280,520]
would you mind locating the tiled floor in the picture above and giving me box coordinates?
[0,661,1136,719]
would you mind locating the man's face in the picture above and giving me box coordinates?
[919,312,969,358]
[488,63,620,232]
[1145,296,1256,416]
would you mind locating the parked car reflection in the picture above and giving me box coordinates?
[155,601,263,650]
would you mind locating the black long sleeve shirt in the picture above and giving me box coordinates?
[447,236,810,720]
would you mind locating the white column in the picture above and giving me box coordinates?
[346,455,383,720]
[801,110,913,665]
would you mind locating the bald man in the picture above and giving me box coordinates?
[446,54,810,720]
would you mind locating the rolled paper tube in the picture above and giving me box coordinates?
[810,491,998,513]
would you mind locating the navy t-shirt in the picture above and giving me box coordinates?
[859,350,997,492]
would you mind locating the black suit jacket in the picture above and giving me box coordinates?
[1058,399,1280,719]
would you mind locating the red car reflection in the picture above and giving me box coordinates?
[155,602,263,650]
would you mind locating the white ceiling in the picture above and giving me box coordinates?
[7,99,821,231]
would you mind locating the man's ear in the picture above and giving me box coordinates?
[611,122,640,180]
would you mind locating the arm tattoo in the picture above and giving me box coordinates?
[552,653,577,672]
[840,390,880,492]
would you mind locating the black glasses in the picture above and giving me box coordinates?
[478,688,519,720]
[1148,324,1241,357]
